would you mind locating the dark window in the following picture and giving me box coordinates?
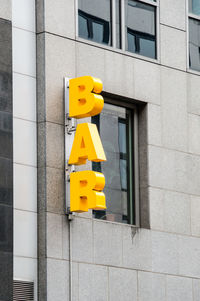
[116,0,121,49]
[78,0,157,59]
[189,0,200,16]
[189,18,200,72]
[78,0,111,45]
[126,0,156,59]
[92,102,136,225]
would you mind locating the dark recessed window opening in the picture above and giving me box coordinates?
[92,102,137,225]
[126,0,156,59]
[189,18,200,72]
[78,0,157,59]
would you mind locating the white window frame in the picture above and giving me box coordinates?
[187,0,200,74]
[75,0,160,63]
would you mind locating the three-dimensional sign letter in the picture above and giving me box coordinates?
[70,171,106,212]
[69,76,104,118]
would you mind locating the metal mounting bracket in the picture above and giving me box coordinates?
[64,77,75,213]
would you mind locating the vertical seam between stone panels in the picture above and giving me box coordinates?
[36,0,45,33]
[177,234,180,281]
[192,278,194,301]
[164,274,167,301]
[121,224,123,266]
[75,40,78,78]
[36,27,47,301]
[107,266,110,301]
[189,195,192,236]
[92,218,94,264]
[78,263,80,301]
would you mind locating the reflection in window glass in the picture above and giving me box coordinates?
[127,32,136,52]
[78,15,88,40]
[140,38,156,58]
[78,0,111,45]
[116,0,121,48]
[92,103,134,224]
[189,18,200,71]
[92,22,104,43]
[125,0,156,59]
[189,0,200,16]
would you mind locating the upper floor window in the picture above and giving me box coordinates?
[126,0,156,59]
[78,0,111,45]
[78,0,158,60]
[188,0,200,72]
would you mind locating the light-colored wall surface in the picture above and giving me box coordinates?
[13,0,37,299]
[36,0,200,300]
[0,0,12,20]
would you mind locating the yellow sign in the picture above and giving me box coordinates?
[69,76,104,119]
[70,171,106,212]
[68,123,106,165]
[68,76,106,212]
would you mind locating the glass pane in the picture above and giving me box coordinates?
[189,18,200,72]
[189,0,200,16]
[116,0,121,48]
[78,15,88,39]
[119,159,127,190]
[118,121,126,154]
[125,0,156,59]
[78,0,111,45]
[126,0,155,35]
[92,22,104,43]
[92,103,133,224]
[127,32,136,53]
[140,38,156,59]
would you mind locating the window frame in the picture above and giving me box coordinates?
[76,0,160,63]
[92,98,140,226]
[121,0,159,58]
[187,0,200,74]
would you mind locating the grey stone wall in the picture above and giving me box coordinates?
[36,0,200,300]
[0,8,13,301]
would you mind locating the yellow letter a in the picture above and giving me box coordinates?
[68,123,106,165]
[70,171,106,212]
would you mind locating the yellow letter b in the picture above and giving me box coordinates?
[69,76,104,118]
[70,171,106,212]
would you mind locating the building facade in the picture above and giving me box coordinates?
[1,0,200,300]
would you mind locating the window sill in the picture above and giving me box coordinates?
[72,214,140,228]
[76,36,160,65]
[187,67,200,77]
